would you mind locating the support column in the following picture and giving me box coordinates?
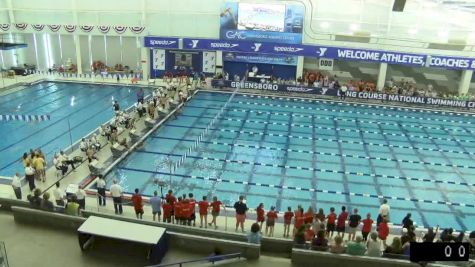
[74,35,83,75]
[296,56,304,79]
[376,62,388,91]
[141,47,149,80]
[458,70,473,96]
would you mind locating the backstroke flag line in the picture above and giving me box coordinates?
[0,114,51,122]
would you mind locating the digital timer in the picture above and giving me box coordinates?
[410,242,469,262]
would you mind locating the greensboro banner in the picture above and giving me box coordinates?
[211,79,475,109]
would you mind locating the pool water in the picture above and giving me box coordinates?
[0,82,148,177]
[107,91,475,231]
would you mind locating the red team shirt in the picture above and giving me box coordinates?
[266,211,278,223]
[198,201,209,215]
[362,218,373,233]
[211,201,222,213]
[256,207,265,222]
[327,213,337,225]
[284,211,294,224]
[163,203,172,218]
[294,211,304,229]
[337,211,348,227]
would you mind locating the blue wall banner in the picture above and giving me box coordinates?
[428,55,475,70]
[223,52,297,66]
[211,79,475,108]
[219,2,304,44]
[144,36,179,48]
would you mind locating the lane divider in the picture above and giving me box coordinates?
[180,114,475,144]
[137,150,475,189]
[185,103,475,135]
[164,124,475,157]
[117,166,475,208]
[152,136,475,170]
[240,93,475,118]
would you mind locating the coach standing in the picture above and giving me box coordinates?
[234,195,248,233]
[110,179,123,214]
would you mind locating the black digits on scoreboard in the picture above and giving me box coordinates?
[410,242,469,262]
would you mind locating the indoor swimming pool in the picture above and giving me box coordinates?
[107,90,475,231]
[0,82,148,178]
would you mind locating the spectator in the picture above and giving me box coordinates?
[40,192,54,211]
[53,182,65,206]
[284,206,294,238]
[336,206,349,239]
[234,195,248,232]
[326,207,337,238]
[385,237,403,255]
[25,162,36,191]
[294,207,305,237]
[65,195,80,216]
[378,218,389,247]
[256,203,265,228]
[96,175,106,206]
[110,179,123,215]
[347,236,366,256]
[165,190,176,223]
[305,224,315,242]
[439,228,455,242]
[314,208,325,225]
[377,199,390,227]
[76,186,86,210]
[131,188,144,219]
[361,213,373,241]
[304,206,314,225]
[366,232,382,257]
[150,191,162,222]
[311,230,328,251]
[162,199,173,223]
[423,227,437,243]
[330,235,345,254]
[402,213,413,229]
[348,208,361,241]
[247,223,262,244]
[293,225,307,249]
[187,193,196,227]
[455,232,468,243]
[11,172,22,200]
[27,188,42,209]
[209,196,222,229]
[265,206,278,237]
[198,196,209,228]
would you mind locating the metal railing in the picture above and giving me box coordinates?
[148,252,242,267]
[0,242,9,267]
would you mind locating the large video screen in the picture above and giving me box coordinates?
[174,53,192,67]
[220,2,304,44]
[237,3,286,32]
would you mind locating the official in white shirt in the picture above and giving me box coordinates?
[11,172,22,199]
[53,182,65,206]
[377,199,390,226]
[24,163,36,191]
[96,175,106,206]
[76,187,86,210]
[110,179,123,214]
[79,138,88,152]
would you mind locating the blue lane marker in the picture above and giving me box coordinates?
[117,166,475,208]
[186,103,475,134]
[152,136,475,170]
[165,124,475,157]
[179,114,475,144]
[138,148,475,189]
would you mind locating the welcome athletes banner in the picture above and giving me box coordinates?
[144,37,179,49]
[211,79,475,108]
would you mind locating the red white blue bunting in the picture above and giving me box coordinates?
[98,26,111,34]
[14,23,28,31]
[80,25,94,33]
[48,25,61,32]
[0,24,10,31]
[32,24,45,31]
[63,25,77,33]
[0,24,145,34]
[129,26,145,34]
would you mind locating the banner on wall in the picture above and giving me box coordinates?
[219,2,304,44]
[427,55,475,70]
[223,52,297,66]
[211,79,475,108]
[152,49,166,70]
[144,36,179,49]
[203,51,216,73]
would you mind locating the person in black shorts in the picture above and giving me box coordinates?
[348,208,361,241]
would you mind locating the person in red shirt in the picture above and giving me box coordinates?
[265,206,278,237]
[188,193,196,227]
[131,188,144,219]
[198,196,209,228]
[283,206,294,238]
[162,199,173,223]
[293,207,305,237]
[181,199,192,226]
[209,196,222,230]
[304,206,314,224]
[165,190,176,224]
[256,203,265,228]
[174,197,183,225]
[326,207,337,238]
[378,218,389,247]
[305,223,315,242]
[361,213,373,241]
[336,206,349,239]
